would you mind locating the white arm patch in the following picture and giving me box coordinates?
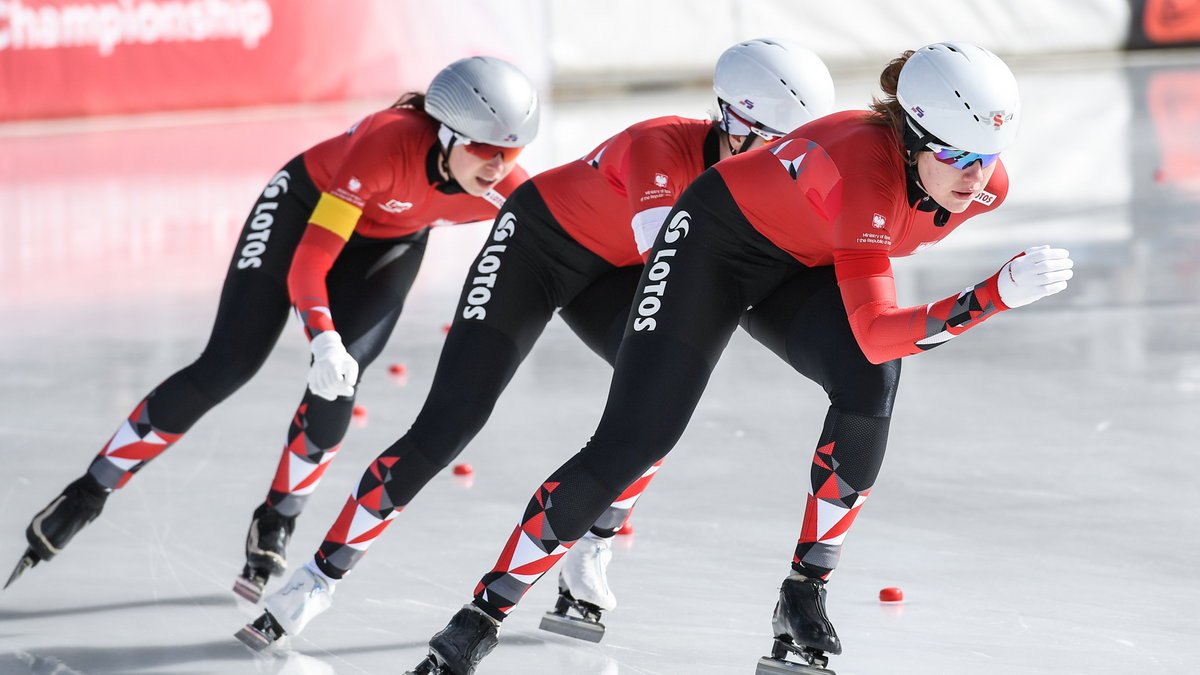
[631,206,674,254]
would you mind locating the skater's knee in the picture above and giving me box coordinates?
[409,439,459,475]
[406,415,483,468]
[577,444,663,497]
[368,437,454,507]
[827,360,900,417]
[187,348,265,402]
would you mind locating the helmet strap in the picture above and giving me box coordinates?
[717,100,768,156]
[436,123,457,151]
[901,115,955,227]
[433,124,464,193]
[721,131,758,157]
[901,115,941,160]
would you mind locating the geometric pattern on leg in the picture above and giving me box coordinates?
[314,452,409,578]
[475,481,573,621]
[89,398,184,489]
[590,459,662,536]
[793,440,872,578]
[267,403,342,516]
[792,407,890,579]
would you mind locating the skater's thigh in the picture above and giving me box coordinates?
[559,264,642,365]
[327,230,428,368]
[742,268,900,416]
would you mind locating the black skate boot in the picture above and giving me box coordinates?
[6,475,109,589]
[406,605,499,675]
[755,575,841,675]
[232,502,295,603]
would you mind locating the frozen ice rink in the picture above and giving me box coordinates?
[3,50,1200,674]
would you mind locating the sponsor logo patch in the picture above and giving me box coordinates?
[973,190,996,206]
[988,110,1013,129]
[379,200,413,214]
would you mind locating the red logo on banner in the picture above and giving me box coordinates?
[1143,0,1200,43]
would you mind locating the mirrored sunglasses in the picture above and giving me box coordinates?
[749,127,785,144]
[451,130,523,162]
[927,142,1000,170]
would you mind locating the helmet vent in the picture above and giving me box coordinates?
[425,56,539,145]
[898,42,1018,154]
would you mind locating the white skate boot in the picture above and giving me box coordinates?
[234,562,335,651]
[560,533,617,610]
[539,533,615,642]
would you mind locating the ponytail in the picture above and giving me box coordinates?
[865,50,914,136]
[391,92,426,110]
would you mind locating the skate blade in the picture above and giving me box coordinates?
[234,622,284,652]
[756,656,836,675]
[4,550,41,590]
[232,574,266,603]
[403,655,439,674]
[538,611,605,643]
[233,610,289,653]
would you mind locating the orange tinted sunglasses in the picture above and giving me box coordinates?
[450,129,523,162]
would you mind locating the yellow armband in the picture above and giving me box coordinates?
[309,193,363,241]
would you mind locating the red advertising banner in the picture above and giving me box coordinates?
[1148,68,1200,196]
[1128,0,1200,48]
[0,0,547,122]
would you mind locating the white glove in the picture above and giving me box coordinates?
[996,245,1074,309]
[307,331,359,401]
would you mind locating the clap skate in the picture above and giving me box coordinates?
[234,563,334,652]
[406,605,498,675]
[234,608,288,652]
[539,535,615,642]
[6,475,109,589]
[755,575,840,675]
[232,502,295,602]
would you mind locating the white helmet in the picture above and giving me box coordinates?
[713,38,835,138]
[896,42,1020,154]
[425,56,540,147]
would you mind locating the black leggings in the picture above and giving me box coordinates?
[473,169,901,615]
[570,170,897,499]
[359,181,641,509]
[87,155,427,488]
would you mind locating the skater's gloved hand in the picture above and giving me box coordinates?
[307,330,358,401]
[995,245,1074,309]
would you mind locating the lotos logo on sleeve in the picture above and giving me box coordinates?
[972,190,996,206]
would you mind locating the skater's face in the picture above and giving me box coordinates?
[915,149,997,213]
[446,137,523,197]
